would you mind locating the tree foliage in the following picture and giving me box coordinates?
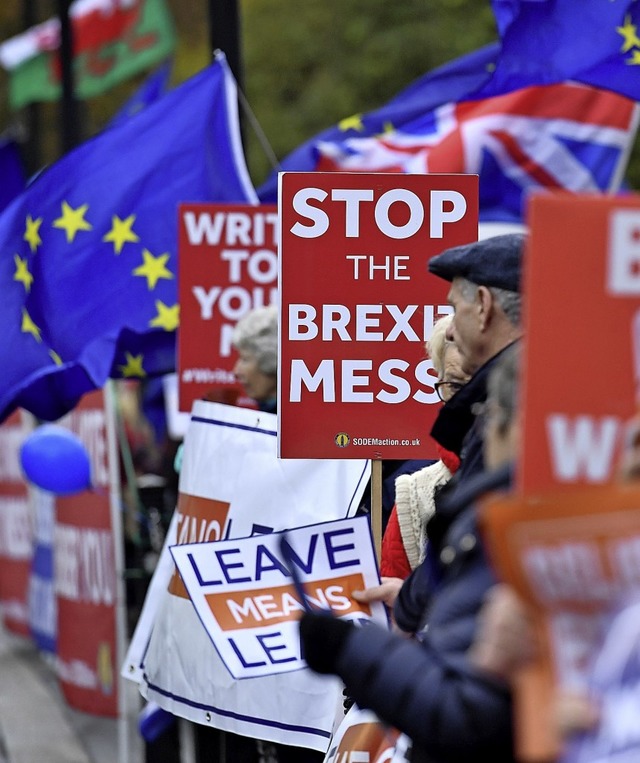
[241,0,497,184]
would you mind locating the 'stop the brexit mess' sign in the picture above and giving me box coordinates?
[277,172,478,459]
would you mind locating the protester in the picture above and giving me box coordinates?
[381,313,469,579]
[392,233,523,636]
[468,410,640,748]
[298,235,525,762]
[355,314,469,615]
[232,303,278,412]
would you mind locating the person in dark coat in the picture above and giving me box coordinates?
[299,235,525,762]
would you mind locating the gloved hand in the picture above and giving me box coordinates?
[299,610,354,674]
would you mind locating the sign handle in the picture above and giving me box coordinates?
[371,459,383,563]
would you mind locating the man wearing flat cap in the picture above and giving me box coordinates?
[426,232,524,481]
[297,234,527,762]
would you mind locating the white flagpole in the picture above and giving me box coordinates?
[104,380,134,763]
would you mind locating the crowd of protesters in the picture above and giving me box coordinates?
[127,229,636,763]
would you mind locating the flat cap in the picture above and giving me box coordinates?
[428,233,525,292]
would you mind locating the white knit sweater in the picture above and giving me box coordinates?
[394,460,452,570]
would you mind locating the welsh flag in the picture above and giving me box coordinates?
[0,0,175,110]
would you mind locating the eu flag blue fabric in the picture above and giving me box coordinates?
[485,0,640,101]
[0,52,256,423]
[107,58,173,130]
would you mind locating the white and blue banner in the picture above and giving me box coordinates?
[132,400,370,752]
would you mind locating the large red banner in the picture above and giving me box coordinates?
[520,193,640,492]
[0,410,33,636]
[278,172,478,459]
[178,203,278,412]
[54,390,118,717]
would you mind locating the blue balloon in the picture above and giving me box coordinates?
[20,424,92,495]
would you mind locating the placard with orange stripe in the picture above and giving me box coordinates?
[170,514,386,679]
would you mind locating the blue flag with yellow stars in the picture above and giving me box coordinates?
[485,0,640,101]
[0,52,256,423]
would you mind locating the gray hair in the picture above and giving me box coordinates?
[486,343,520,436]
[231,305,278,376]
[457,277,522,327]
[425,313,454,379]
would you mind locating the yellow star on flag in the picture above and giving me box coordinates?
[119,352,147,378]
[53,201,93,243]
[13,255,34,292]
[49,349,63,365]
[617,15,640,52]
[626,48,640,65]
[103,214,140,254]
[24,215,43,253]
[338,114,365,132]
[149,300,179,331]
[21,308,41,342]
[133,248,174,289]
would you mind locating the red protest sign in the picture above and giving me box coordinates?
[521,193,640,493]
[178,203,278,412]
[278,172,478,459]
[0,410,33,636]
[55,390,118,717]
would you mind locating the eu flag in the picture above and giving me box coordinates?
[485,0,640,101]
[0,52,256,423]
[107,58,172,130]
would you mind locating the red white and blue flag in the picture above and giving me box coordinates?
[258,40,639,223]
[316,84,637,223]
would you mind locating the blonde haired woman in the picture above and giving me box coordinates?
[380,313,470,578]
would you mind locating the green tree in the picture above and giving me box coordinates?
[241,0,497,184]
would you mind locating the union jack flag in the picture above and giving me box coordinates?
[313,83,638,222]
[258,44,639,223]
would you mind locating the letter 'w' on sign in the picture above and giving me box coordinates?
[546,415,621,483]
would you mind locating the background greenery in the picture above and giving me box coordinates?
[0,1,638,190]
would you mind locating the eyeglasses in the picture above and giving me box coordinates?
[434,380,465,402]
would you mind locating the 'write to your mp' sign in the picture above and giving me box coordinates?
[170,516,384,679]
[278,173,478,459]
[178,204,278,412]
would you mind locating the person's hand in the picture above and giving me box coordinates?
[352,577,404,610]
[554,691,600,738]
[298,610,354,674]
[468,583,537,682]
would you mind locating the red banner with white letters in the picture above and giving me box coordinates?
[0,410,33,636]
[177,203,278,412]
[278,172,478,459]
[54,390,118,717]
[521,193,640,492]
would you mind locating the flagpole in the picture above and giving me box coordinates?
[56,0,82,153]
[22,0,42,174]
[208,0,244,141]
